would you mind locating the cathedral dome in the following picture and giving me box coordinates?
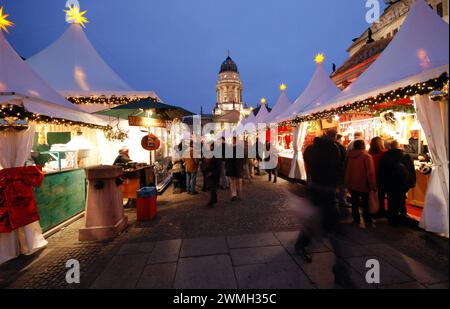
[220,56,239,73]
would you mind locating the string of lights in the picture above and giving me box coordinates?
[280,72,449,127]
[67,96,157,105]
[0,104,111,131]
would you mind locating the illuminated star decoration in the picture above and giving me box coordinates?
[0,7,14,33]
[280,83,287,91]
[315,53,325,64]
[260,98,267,104]
[64,4,88,28]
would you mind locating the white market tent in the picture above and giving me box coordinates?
[306,0,448,115]
[0,28,108,266]
[235,110,256,135]
[254,104,270,124]
[305,0,449,237]
[275,61,341,122]
[0,31,104,125]
[271,59,340,180]
[261,88,292,124]
[27,23,161,113]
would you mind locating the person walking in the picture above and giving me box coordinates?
[378,140,416,226]
[203,143,222,208]
[294,130,353,287]
[345,139,377,225]
[225,138,244,202]
[219,137,229,190]
[263,142,278,183]
[183,146,200,195]
[369,137,388,217]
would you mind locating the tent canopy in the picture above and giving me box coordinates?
[96,98,193,120]
[275,62,340,122]
[308,0,449,114]
[254,104,270,124]
[0,32,80,111]
[0,31,104,125]
[262,90,292,124]
[27,24,133,94]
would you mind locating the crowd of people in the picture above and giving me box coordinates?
[168,137,270,208]
[302,129,418,228]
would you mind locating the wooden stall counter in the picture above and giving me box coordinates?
[120,166,155,199]
[278,156,293,178]
[407,169,430,208]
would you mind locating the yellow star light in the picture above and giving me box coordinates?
[0,7,14,33]
[315,53,325,64]
[280,83,287,91]
[64,4,88,28]
[260,98,266,104]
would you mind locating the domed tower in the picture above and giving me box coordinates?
[213,54,243,117]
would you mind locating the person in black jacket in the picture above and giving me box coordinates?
[203,143,222,208]
[378,140,416,226]
[295,131,352,287]
[225,137,244,201]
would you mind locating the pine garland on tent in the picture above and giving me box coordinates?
[281,72,448,126]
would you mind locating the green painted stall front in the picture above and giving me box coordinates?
[34,169,86,232]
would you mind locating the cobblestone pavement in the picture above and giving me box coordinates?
[0,175,448,289]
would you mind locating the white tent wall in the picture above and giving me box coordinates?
[288,122,308,180]
[415,95,449,238]
[0,125,48,266]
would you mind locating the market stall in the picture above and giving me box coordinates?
[97,98,192,193]
[0,15,111,265]
[292,0,449,236]
[274,54,341,180]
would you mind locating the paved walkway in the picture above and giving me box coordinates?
[0,175,448,289]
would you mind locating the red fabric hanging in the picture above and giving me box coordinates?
[0,166,44,233]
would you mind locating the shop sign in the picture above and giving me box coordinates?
[141,134,161,151]
[128,116,166,128]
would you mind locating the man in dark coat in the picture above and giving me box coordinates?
[295,131,353,287]
[225,138,244,201]
[203,143,222,207]
[379,140,416,226]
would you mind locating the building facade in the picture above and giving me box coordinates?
[331,0,449,89]
[213,56,245,124]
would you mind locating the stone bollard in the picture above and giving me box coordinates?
[79,165,128,241]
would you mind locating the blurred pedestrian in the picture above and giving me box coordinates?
[203,143,222,208]
[225,137,244,201]
[295,130,356,287]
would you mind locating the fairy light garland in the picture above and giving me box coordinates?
[67,96,157,105]
[280,73,449,127]
[0,104,111,131]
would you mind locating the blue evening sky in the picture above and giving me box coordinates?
[3,0,386,113]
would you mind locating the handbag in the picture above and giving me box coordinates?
[369,190,380,215]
